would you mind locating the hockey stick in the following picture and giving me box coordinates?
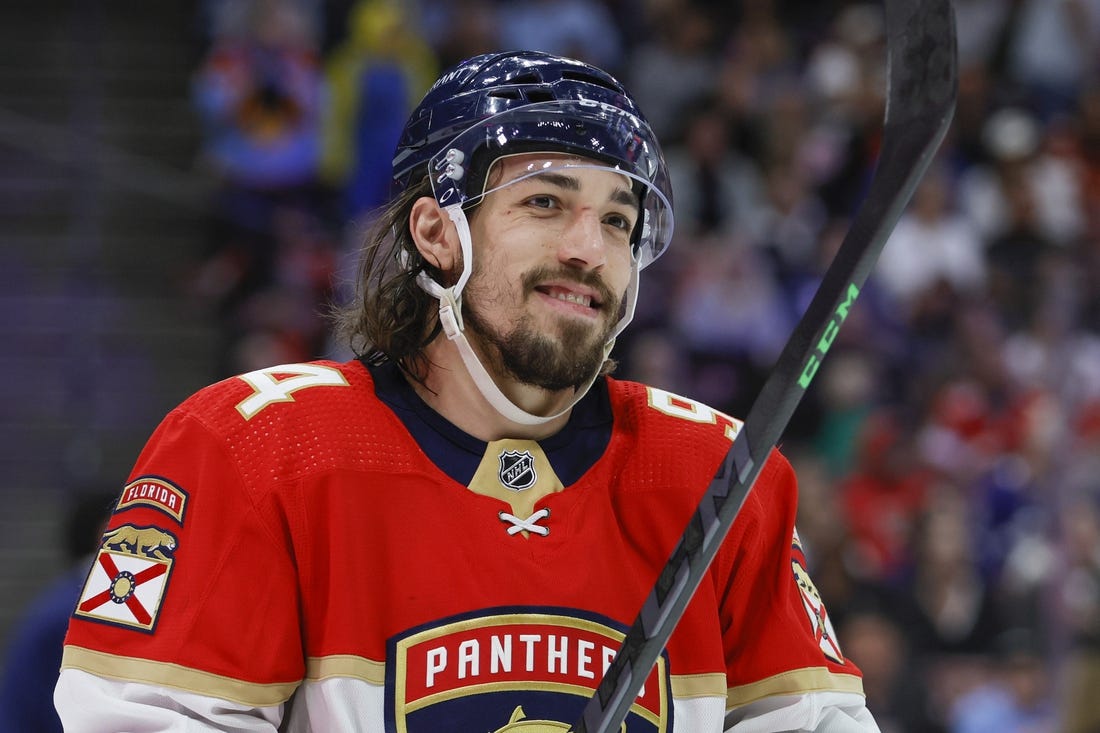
[571,1,957,731]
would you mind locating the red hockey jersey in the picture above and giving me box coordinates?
[59,359,864,732]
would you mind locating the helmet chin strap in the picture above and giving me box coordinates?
[414,204,639,427]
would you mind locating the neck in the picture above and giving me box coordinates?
[408,336,575,441]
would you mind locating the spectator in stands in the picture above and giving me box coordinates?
[193,0,324,192]
[320,0,437,221]
[219,204,338,375]
[418,0,499,71]
[625,0,722,140]
[983,166,1058,330]
[1002,0,1100,119]
[838,409,932,582]
[811,350,882,479]
[498,0,625,74]
[669,234,793,416]
[190,0,336,376]
[799,3,891,219]
[1055,494,1100,733]
[190,0,326,314]
[0,491,114,733]
[948,628,1055,733]
[839,601,945,733]
[663,93,767,241]
[905,488,1005,657]
[755,156,830,292]
[960,107,1087,250]
[876,167,987,318]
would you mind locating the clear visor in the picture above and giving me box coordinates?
[427,99,674,269]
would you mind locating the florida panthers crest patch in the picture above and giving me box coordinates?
[73,524,177,632]
[385,607,671,732]
[791,530,844,664]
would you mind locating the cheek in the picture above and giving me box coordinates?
[473,221,543,277]
[466,244,525,307]
[606,247,635,291]
[473,238,522,281]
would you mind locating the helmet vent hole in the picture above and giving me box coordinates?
[524,90,555,103]
[489,89,523,100]
[561,70,623,92]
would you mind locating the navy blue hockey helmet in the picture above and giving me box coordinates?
[390,51,674,268]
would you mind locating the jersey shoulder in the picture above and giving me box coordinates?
[171,360,418,479]
[603,377,750,490]
[178,359,370,425]
[603,377,796,498]
[606,377,744,449]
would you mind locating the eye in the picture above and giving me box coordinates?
[603,211,635,233]
[525,194,560,210]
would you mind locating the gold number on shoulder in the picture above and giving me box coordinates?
[645,387,743,441]
[235,364,349,419]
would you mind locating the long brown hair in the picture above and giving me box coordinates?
[331,177,443,379]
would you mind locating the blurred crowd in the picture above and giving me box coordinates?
[146,0,1100,730]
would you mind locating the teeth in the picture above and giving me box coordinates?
[552,291,592,307]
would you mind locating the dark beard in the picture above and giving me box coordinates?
[463,268,617,391]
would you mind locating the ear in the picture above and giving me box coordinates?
[409,196,460,273]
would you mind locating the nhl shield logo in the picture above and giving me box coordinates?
[498,449,537,491]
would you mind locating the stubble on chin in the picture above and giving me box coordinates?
[461,263,620,391]
[464,304,611,391]
[464,291,619,393]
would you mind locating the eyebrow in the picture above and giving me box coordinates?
[530,171,640,210]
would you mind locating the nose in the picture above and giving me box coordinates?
[556,208,607,270]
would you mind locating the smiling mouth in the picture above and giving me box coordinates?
[535,286,600,312]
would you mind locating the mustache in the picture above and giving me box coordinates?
[521,266,617,308]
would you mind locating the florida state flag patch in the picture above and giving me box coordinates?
[73,524,177,632]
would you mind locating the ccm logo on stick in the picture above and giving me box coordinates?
[798,283,860,389]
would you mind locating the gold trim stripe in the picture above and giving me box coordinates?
[305,654,386,685]
[670,672,727,698]
[61,646,300,707]
[727,667,865,708]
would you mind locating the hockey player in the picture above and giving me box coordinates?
[56,51,880,732]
